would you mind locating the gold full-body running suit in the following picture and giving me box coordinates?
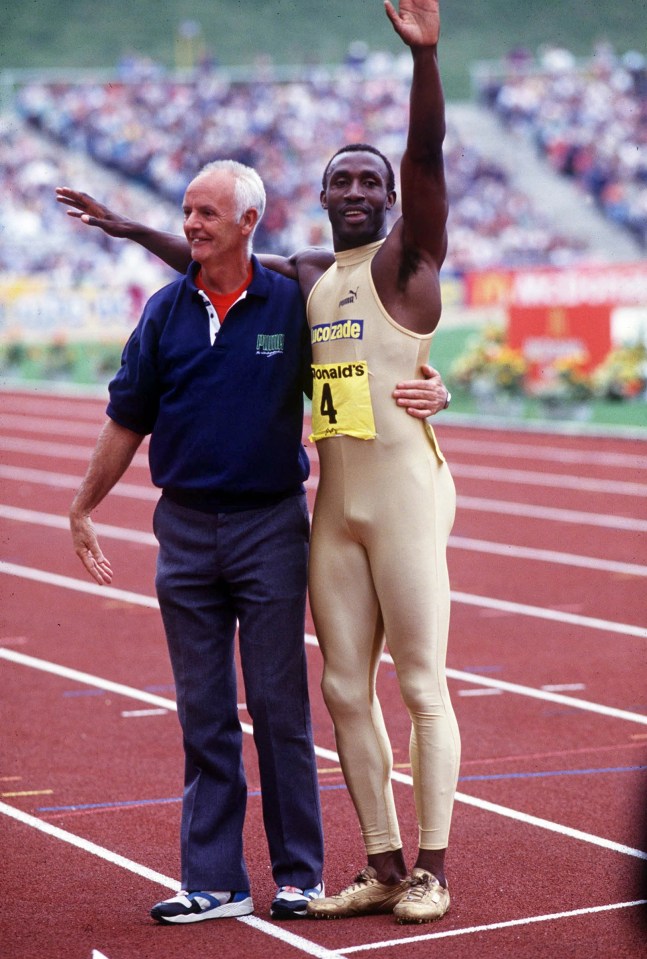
[307,240,460,854]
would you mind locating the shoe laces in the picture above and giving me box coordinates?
[405,873,438,901]
[346,868,377,892]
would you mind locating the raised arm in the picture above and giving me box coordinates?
[385,0,447,266]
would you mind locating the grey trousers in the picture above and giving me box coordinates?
[153,491,324,891]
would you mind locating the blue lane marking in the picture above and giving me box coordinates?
[459,765,647,783]
[38,766,646,814]
[39,797,183,812]
[63,689,106,697]
[37,783,348,814]
[63,683,176,697]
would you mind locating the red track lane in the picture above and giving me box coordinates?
[1,388,646,959]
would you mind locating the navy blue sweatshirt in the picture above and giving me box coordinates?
[107,258,312,511]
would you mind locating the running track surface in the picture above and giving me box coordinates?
[1,386,646,959]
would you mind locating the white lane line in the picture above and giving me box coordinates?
[443,666,647,726]
[0,800,180,889]
[0,465,158,500]
[0,562,160,609]
[5,426,645,474]
[0,649,178,710]
[0,393,106,419]
[5,427,645,477]
[451,463,647,497]
[448,788,647,861]
[237,916,350,959]
[450,535,647,577]
[1,436,98,458]
[458,495,647,532]
[457,688,503,697]
[3,463,646,531]
[2,648,646,862]
[2,562,646,723]
[121,709,168,718]
[2,559,645,639]
[0,505,157,545]
[0,802,348,959]
[338,899,647,952]
[4,456,644,498]
[0,436,149,467]
[1,414,105,437]
[441,437,647,470]
[451,589,647,639]
[4,505,645,578]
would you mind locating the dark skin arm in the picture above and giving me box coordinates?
[372,0,447,334]
[56,188,193,274]
[57,187,314,281]
[55,187,449,417]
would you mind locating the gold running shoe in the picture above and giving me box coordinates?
[393,868,450,924]
[306,867,409,919]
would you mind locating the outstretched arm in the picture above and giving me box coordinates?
[56,187,193,273]
[385,0,447,266]
[55,187,302,279]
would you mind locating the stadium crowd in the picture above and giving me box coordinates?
[6,48,593,281]
[478,43,647,248]
[0,115,175,285]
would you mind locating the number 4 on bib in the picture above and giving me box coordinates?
[309,361,377,441]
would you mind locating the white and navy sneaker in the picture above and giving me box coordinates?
[270,882,325,919]
[150,890,253,924]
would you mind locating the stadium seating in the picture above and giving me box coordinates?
[475,43,647,248]
[4,50,602,279]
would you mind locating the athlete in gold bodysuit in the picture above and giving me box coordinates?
[307,235,458,866]
[293,3,458,923]
[56,0,456,927]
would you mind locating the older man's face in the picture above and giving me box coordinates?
[182,171,246,275]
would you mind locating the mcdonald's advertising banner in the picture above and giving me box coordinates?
[465,262,647,385]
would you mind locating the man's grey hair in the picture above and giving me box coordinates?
[197,159,266,234]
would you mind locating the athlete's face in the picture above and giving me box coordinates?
[182,171,249,270]
[321,151,396,251]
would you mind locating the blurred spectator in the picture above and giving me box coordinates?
[479,44,647,247]
[5,53,598,279]
[0,116,174,288]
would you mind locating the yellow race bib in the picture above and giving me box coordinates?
[309,361,376,441]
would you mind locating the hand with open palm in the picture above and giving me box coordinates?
[384,0,440,48]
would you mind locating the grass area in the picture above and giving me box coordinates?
[3,329,645,434]
[0,340,122,387]
[3,1,646,100]
[444,387,647,432]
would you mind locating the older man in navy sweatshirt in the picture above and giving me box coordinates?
[69,159,325,924]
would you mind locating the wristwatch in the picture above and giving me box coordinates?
[443,389,452,410]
